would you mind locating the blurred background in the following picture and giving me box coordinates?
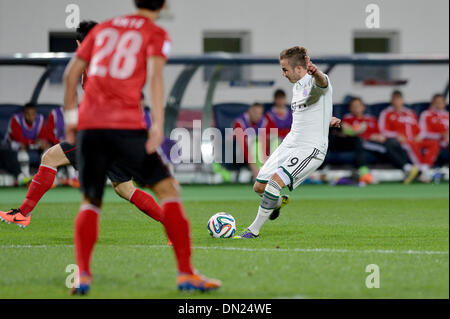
[0,0,448,186]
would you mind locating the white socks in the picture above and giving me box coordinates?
[248,179,282,235]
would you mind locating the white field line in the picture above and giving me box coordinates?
[0,244,448,255]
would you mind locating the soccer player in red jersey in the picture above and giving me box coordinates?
[342,97,418,184]
[233,103,270,180]
[419,94,449,149]
[63,0,221,294]
[419,93,449,170]
[0,21,163,229]
[379,90,440,183]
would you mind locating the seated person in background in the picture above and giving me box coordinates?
[233,102,270,180]
[327,98,372,184]
[419,94,449,166]
[343,97,417,184]
[265,89,292,142]
[141,93,178,167]
[45,105,79,187]
[379,90,440,183]
[45,106,66,146]
[4,102,48,177]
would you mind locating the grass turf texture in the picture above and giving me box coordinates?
[0,183,448,299]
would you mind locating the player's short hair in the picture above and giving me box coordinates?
[76,20,98,42]
[349,97,363,106]
[250,102,264,109]
[24,102,36,109]
[431,93,445,101]
[274,89,286,99]
[279,46,308,69]
[391,90,403,99]
[134,0,166,11]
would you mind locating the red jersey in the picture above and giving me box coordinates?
[419,108,449,146]
[342,113,380,141]
[76,14,171,130]
[378,106,420,141]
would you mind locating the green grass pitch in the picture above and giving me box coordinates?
[0,183,448,299]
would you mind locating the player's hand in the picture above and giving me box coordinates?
[146,126,164,154]
[370,134,386,143]
[305,56,318,75]
[397,135,406,143]
[38,139,49,150]
[330,117,341,128]
[443,131,449,143]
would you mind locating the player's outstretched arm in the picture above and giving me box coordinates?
[305,55,328,88]
[63,56,88,144]
[145,56,166,154]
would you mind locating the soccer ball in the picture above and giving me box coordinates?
[207,212,236,238]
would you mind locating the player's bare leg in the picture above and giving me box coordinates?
[0,144,68,228]
[42,144,71,167]
[235,173,289,238]
[112,181,162,222]
[151,177,221,291]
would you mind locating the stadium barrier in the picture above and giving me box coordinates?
[0,53,448,185]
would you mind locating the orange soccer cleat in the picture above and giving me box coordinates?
[69,272,92,296]
[177,272,221,292]
[68,178,80,189]
[0,209,30,228]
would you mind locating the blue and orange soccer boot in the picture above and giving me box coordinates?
[69,272,91,296]
[177,272,221,292]
[0,208,30,228]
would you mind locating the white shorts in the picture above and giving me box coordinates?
[256,143,326,190]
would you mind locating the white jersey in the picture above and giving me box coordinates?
[282,73,333,153]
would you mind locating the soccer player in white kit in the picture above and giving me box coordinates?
[235,46,340,238]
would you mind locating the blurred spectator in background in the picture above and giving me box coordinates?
[46,106,65,145]
[342,97,416,184]
[141,92,178,170]
[328,102,372,184]
[4,102,48,178]
[379,90,440,183]
[419,94,449,167]
[45,105,79,187]
[233,102,269,180]
[265,89,292,140]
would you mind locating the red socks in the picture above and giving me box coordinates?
[73,200,193,278]
[130,189,162,222]
[20,165,57,216]
[130,192,193,274]
[74,205,99,277]
[161,200,194,275]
